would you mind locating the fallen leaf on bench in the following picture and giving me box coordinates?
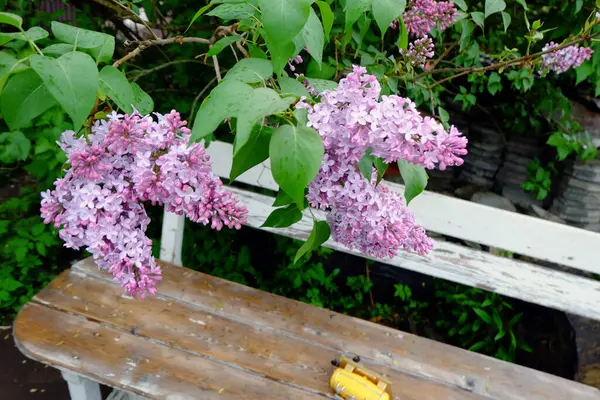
[56,340,64,345]
[218,388,225,394]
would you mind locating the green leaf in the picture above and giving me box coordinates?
[258,0,311,74]
[459,19,474,52]
[36,241,46,256]
[208,35,243,56]
[261,204,303,228]
[130,82,154,115]
[279,76,310,97]
[372,0,406,36]
[229,125,273,182]
[576,62,593,85]
[492,309,503,330]
[223,58,273,83]
[1,69,57,131]
[235,88,294,153]
[438,106,449,123]
[306,77,338,93]
[500,11,511,32]
[374,158,387,184]
[0,131,31,163]
[51,22,115,64]
[208,3,256,20]
[294,220,330,263]
[43,44,74,57]
[494,330,506,341]
[0,277,22,292]
[0,51,26,92]
[453,0,468,11]
[315,1,334,41]
[30,52,99,129]
[345,0,371,31]
[270,124,324,206]
[397,17,408,50]
[358,152,375,182]
[471,12,484,29]
[99,65,135,113]
[306,59,336,79]
[468,341,486,352]
[0,27,49,46]
[487,71,502,95]
[473,308,493,324]
[191,79,254,142]
[0,12,22,28]
[300,9,325,67]
[186,4,213,31]
[397,160,428,204]
[272,190,294,207]
[484,0,506,18]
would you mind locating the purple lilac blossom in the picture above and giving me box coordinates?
[402,0,456,37]
[540,42,594,74]
[400,36,435,68]
[41,110,247,298]
[296,66,468,259]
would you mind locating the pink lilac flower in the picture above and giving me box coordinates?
[41,110,247,298]
[295,66,467,259]
[400,36,435,68]
[540,42,594,74]
[402,0,457,37]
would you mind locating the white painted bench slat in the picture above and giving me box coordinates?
[206,140,600,276]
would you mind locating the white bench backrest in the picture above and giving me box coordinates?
[160,140,600,321]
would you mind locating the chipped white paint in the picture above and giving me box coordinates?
[159,209,185,266]
[60,370,102,400]
[205,140,600,275]
[225,186,600,321]
[188,318,206,326]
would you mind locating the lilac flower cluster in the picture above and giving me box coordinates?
[288,55,304,72]
[296,66,468,259]
[400,36,435,68]
[540,42,594,74]
[40,111,247,297]
[403,0,457,37]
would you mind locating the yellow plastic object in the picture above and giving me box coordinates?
[329,356,392,400]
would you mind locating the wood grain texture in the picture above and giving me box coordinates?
[222,184,600,322]
[32,270,484,400]
[206,140,600,275]
[71,258,600,400]
[14,303,325,400]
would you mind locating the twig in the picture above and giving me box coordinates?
[430,41,458,70]
[130,59,203,81]
[413,32,600,86]
[365,261,375,308]
[212,55,222,81]
[113,37,211,68]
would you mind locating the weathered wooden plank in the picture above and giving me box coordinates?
[14,303,326,400]
[33,270,485,400]
[73,258,600,400]
[206,140,600,275]
[221,185,600,322]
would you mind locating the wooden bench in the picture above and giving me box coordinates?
[14,139,600,399]
[14,257,600,400]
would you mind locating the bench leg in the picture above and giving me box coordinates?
[61,370,102,400]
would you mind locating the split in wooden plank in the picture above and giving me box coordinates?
[224,185,600,322]
[32,269,484,400]
[206,140,600,275]
[14,303,327,400]
[73,258,600,400]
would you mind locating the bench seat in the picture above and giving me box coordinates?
[13,257,600,399]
